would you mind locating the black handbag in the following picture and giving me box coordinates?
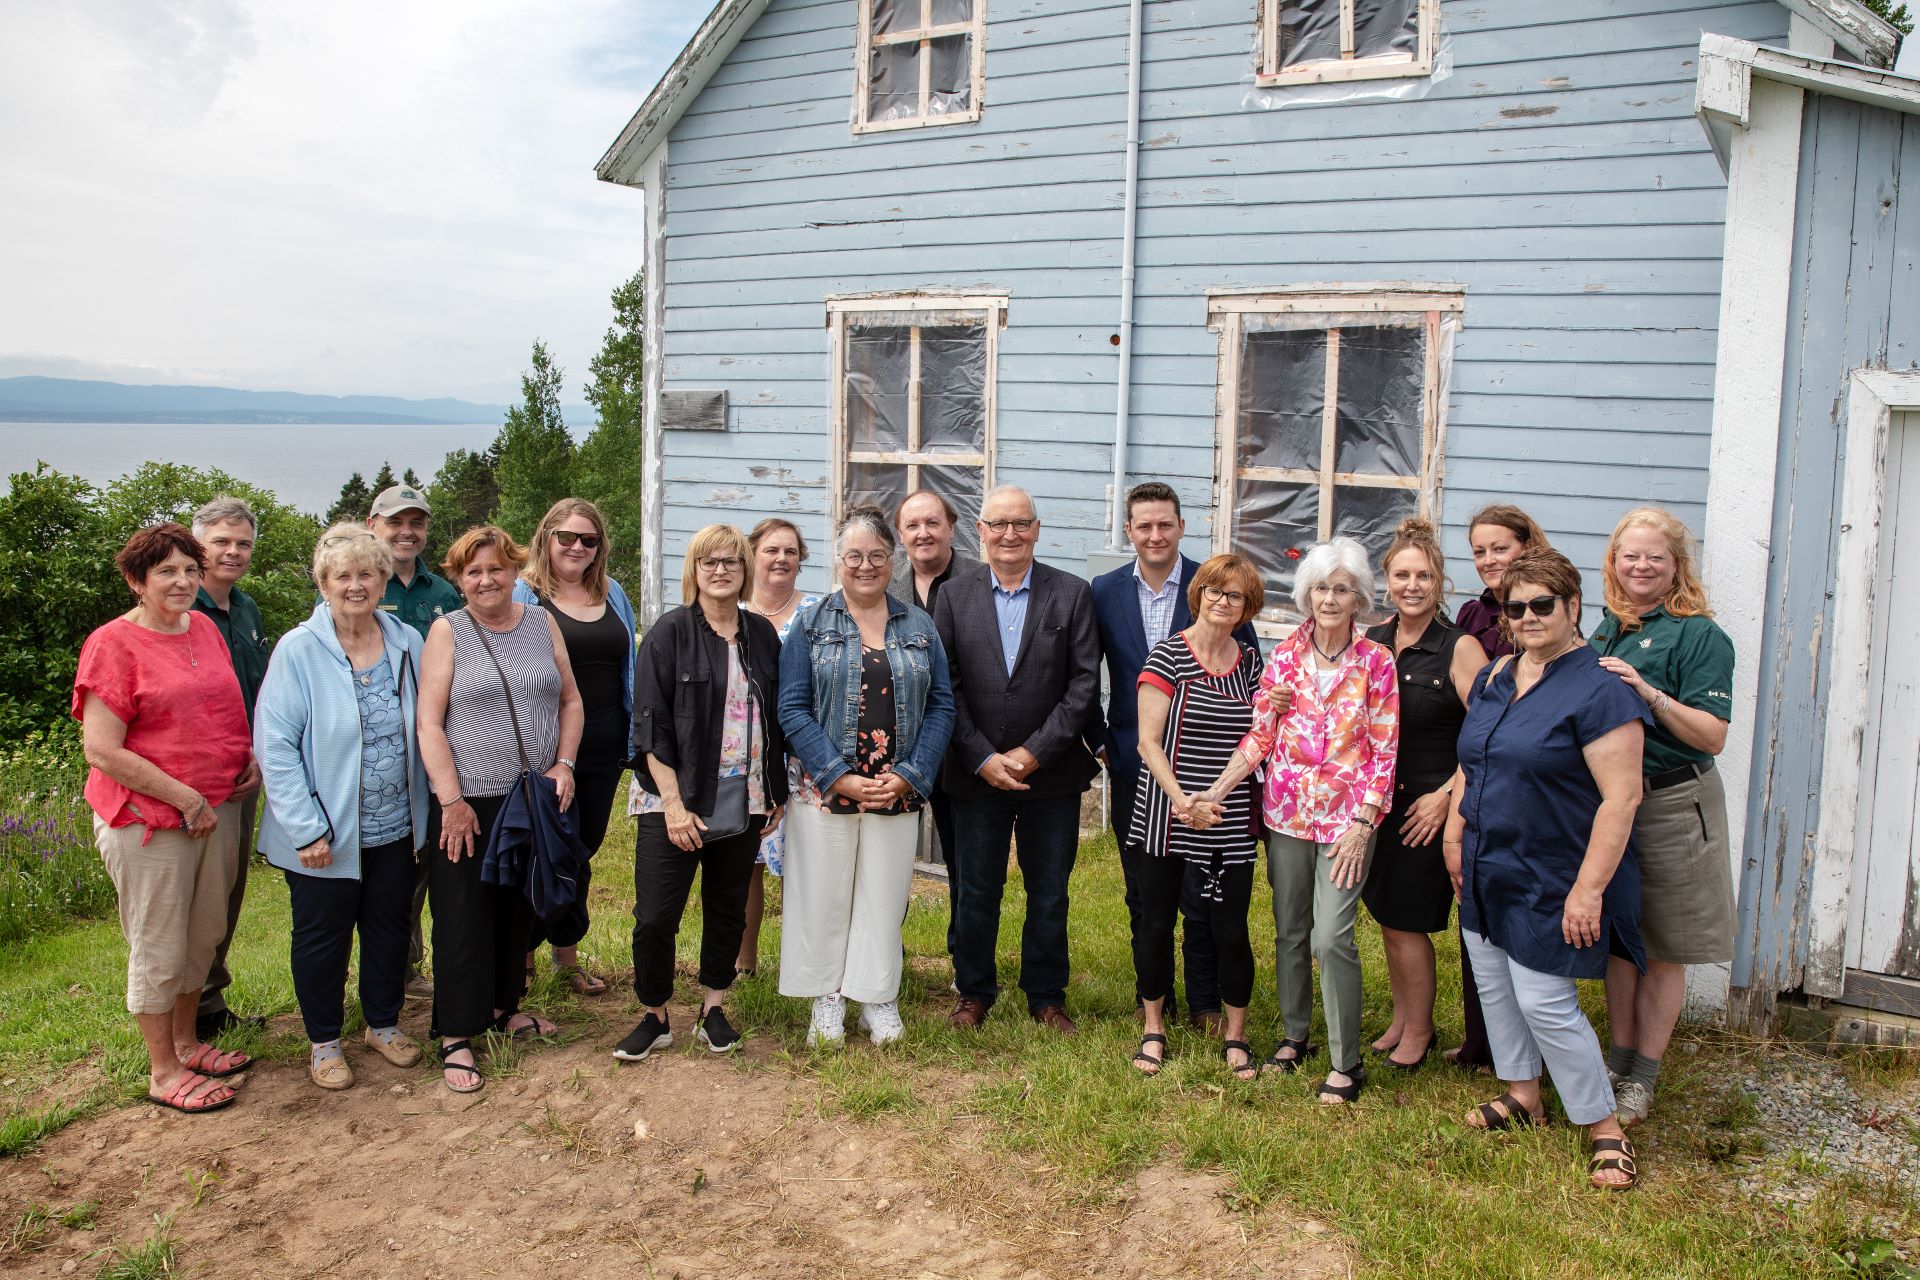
[702,773,751,841]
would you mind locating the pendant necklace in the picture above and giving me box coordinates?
[1311,632,1352,665]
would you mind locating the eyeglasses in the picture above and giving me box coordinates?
[321,532,376,546]
[981,518,1037,534]
[840,550,892,569]
[1308,583,1357,598]
[553,530,602,550]
[1500,594,1567,620]
[1200,585,1247,607]
[698,557,743,574]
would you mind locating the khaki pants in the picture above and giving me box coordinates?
[95,803,244,1015]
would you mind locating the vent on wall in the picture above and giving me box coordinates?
[662,389,728,431]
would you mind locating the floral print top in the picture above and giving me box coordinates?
[1238,621,1400,843]
[755,592,819,875]
[353,661,412,847]
[794,645,921,816]
[628,642,767,819]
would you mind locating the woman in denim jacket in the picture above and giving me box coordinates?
[777,506,955,1047]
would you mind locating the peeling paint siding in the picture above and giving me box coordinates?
[648,0,1784,597]
[1737,92,1920,1001]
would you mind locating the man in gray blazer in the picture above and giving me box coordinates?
[932,486,1102,1034]
[889,491,975,954]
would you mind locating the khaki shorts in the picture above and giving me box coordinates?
[94,802,244,1015]
[1634,765,1735,965]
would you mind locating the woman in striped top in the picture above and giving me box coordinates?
[1127,554,1266,1081]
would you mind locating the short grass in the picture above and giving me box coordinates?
[2,787,1914,1279]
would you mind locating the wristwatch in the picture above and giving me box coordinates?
[557,757,577,770]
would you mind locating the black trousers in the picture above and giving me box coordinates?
[528,705,630,951]
[426,794,530,1039]
[1110,768,1221,1015]
[283,836,415,1043]
[931,783,959,956]
[1131,856,1256,1010]
[631,812,764,1008]
[198,793,258,1017]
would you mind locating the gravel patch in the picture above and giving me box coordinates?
[1735,1055,1919,1206]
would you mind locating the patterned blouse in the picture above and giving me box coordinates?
[628,642,768,819]
[1238,621,1400,843]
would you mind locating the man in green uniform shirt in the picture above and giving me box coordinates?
[367,484,463,1000]
[190,496,274,1041]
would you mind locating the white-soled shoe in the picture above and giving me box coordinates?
[858,1000,905,1046]
[1613,1078,1654,1127]
[808,993,846,1048]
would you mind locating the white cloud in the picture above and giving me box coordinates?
[0,0,702,403]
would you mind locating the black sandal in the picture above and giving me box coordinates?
[1317,1064,1366,1104]
[1588,1136,1638,1192]
[1223,1039,1259,1082]
[438,1038,482,1094]
[1263,1038,1313,1074]
[1467,1090,1548,1131]
[492,1011,556,1042]
[1132,1032,1168,1076]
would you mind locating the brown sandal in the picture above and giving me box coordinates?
[1466,1090,1548,1131]
[1588,1136,1638,1191]
[558,964,607,996]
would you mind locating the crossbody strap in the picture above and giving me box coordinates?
[458,609,534,774]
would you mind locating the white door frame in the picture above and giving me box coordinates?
[1804,368,1920,996]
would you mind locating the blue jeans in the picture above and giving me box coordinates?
[951,790,1081,1014]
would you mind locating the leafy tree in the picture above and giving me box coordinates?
[578,268,646,591]
[428,446,500,548]
[326,470,374,525]
[492,340,575,541]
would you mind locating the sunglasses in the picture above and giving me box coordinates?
[1499,594,1567,620]
[552,530,602,550]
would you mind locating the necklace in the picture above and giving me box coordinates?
[757,585,798,618]
[1311,630,1352,665]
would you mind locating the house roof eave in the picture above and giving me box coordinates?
[595,0,773,187]
[1777,0,1902,68]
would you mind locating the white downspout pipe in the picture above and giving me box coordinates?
[1110,0,1144,550]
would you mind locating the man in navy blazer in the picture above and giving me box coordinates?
[1092,482,1259,1032]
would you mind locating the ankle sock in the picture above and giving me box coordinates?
[1628,1050,1662,1092]
[1607,1043,1635,1077]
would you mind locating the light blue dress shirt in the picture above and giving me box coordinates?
[991,564,1034,675]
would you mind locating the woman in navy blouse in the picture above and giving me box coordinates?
[1443,546,1649,1192]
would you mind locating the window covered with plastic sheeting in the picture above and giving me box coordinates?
[1260,0,1437,86]
[854,0,986,133]
[828,295,1006,560]
[1209,289,1461,629]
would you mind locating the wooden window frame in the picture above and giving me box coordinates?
[825,293,1006,540]
[1208,286,1462,630]
[1256,0,1439,87]
[852,0,987,135]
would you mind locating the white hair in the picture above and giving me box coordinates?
[979,484,1037,519]
[192,495,257,537]
[1291,536,1374,614]
[833,504,896,561]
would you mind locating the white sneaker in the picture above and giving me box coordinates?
[808,993,846,1047]
[1613,1078,1654,1127]
[858,1000,905,1046]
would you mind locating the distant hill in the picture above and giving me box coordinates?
[0,376,595,427]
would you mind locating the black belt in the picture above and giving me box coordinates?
[1647,759,1712,792]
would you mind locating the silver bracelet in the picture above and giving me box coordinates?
[1650,693,1671,718]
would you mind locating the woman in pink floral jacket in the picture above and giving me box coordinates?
[1200,536,1397,1105]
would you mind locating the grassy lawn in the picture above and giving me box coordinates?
[2,790,1914,1278]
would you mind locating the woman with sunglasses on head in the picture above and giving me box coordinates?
[776,507,953,1047]
[736,517,823,978]
[1591,509,1736,1131]
[256,526,429,1090]
[1199,537,1398,1105]
[513,499,636,996]
[614,525,786,1063]
[1445,546,1648,1192]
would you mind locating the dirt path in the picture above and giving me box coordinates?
[0,1002,1352,1279]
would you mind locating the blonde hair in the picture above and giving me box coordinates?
[312,523,394,586]
[442,525,528,581]
[1380,516,1451,606]
[1602,506,1713,633]
[522,498,610,604]
[681,524,754,605]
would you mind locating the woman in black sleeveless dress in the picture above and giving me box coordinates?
[1362,519,1487,1070]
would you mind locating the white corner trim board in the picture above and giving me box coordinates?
[1804,369,1920,996]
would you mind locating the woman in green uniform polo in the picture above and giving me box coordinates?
[1591,507,1736,1129]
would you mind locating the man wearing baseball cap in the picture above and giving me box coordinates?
[367,485,463,1000]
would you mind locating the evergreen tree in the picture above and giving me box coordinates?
[492,340,575,541]
[1865,0,1913,33]
[578,269,646,591]
[325,471,374,525]
[370,460,398,493]
[403,466,423,488]
[428,446,499,547]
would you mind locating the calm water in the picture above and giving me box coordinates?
[0,421,502,515]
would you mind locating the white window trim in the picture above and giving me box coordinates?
[852,0,987,135]
[1256,0,1439,87]
[825,293,1006,537]
[1207,286,1462,631]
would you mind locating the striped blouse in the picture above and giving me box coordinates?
[445,606,562,799]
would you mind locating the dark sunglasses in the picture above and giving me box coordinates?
[552,530,602,550]
[1499,593,1566,620]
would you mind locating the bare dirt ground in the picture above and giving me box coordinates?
[0,1001,1353,1280]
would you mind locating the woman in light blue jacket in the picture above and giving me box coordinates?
[256,525,429,1091]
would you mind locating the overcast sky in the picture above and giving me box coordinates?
[0,1,705,405]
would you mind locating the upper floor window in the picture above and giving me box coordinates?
[827,294,1006,556]
[1208,288,1461,627]
[1259,0,1439,86]
[854,0,986,133]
